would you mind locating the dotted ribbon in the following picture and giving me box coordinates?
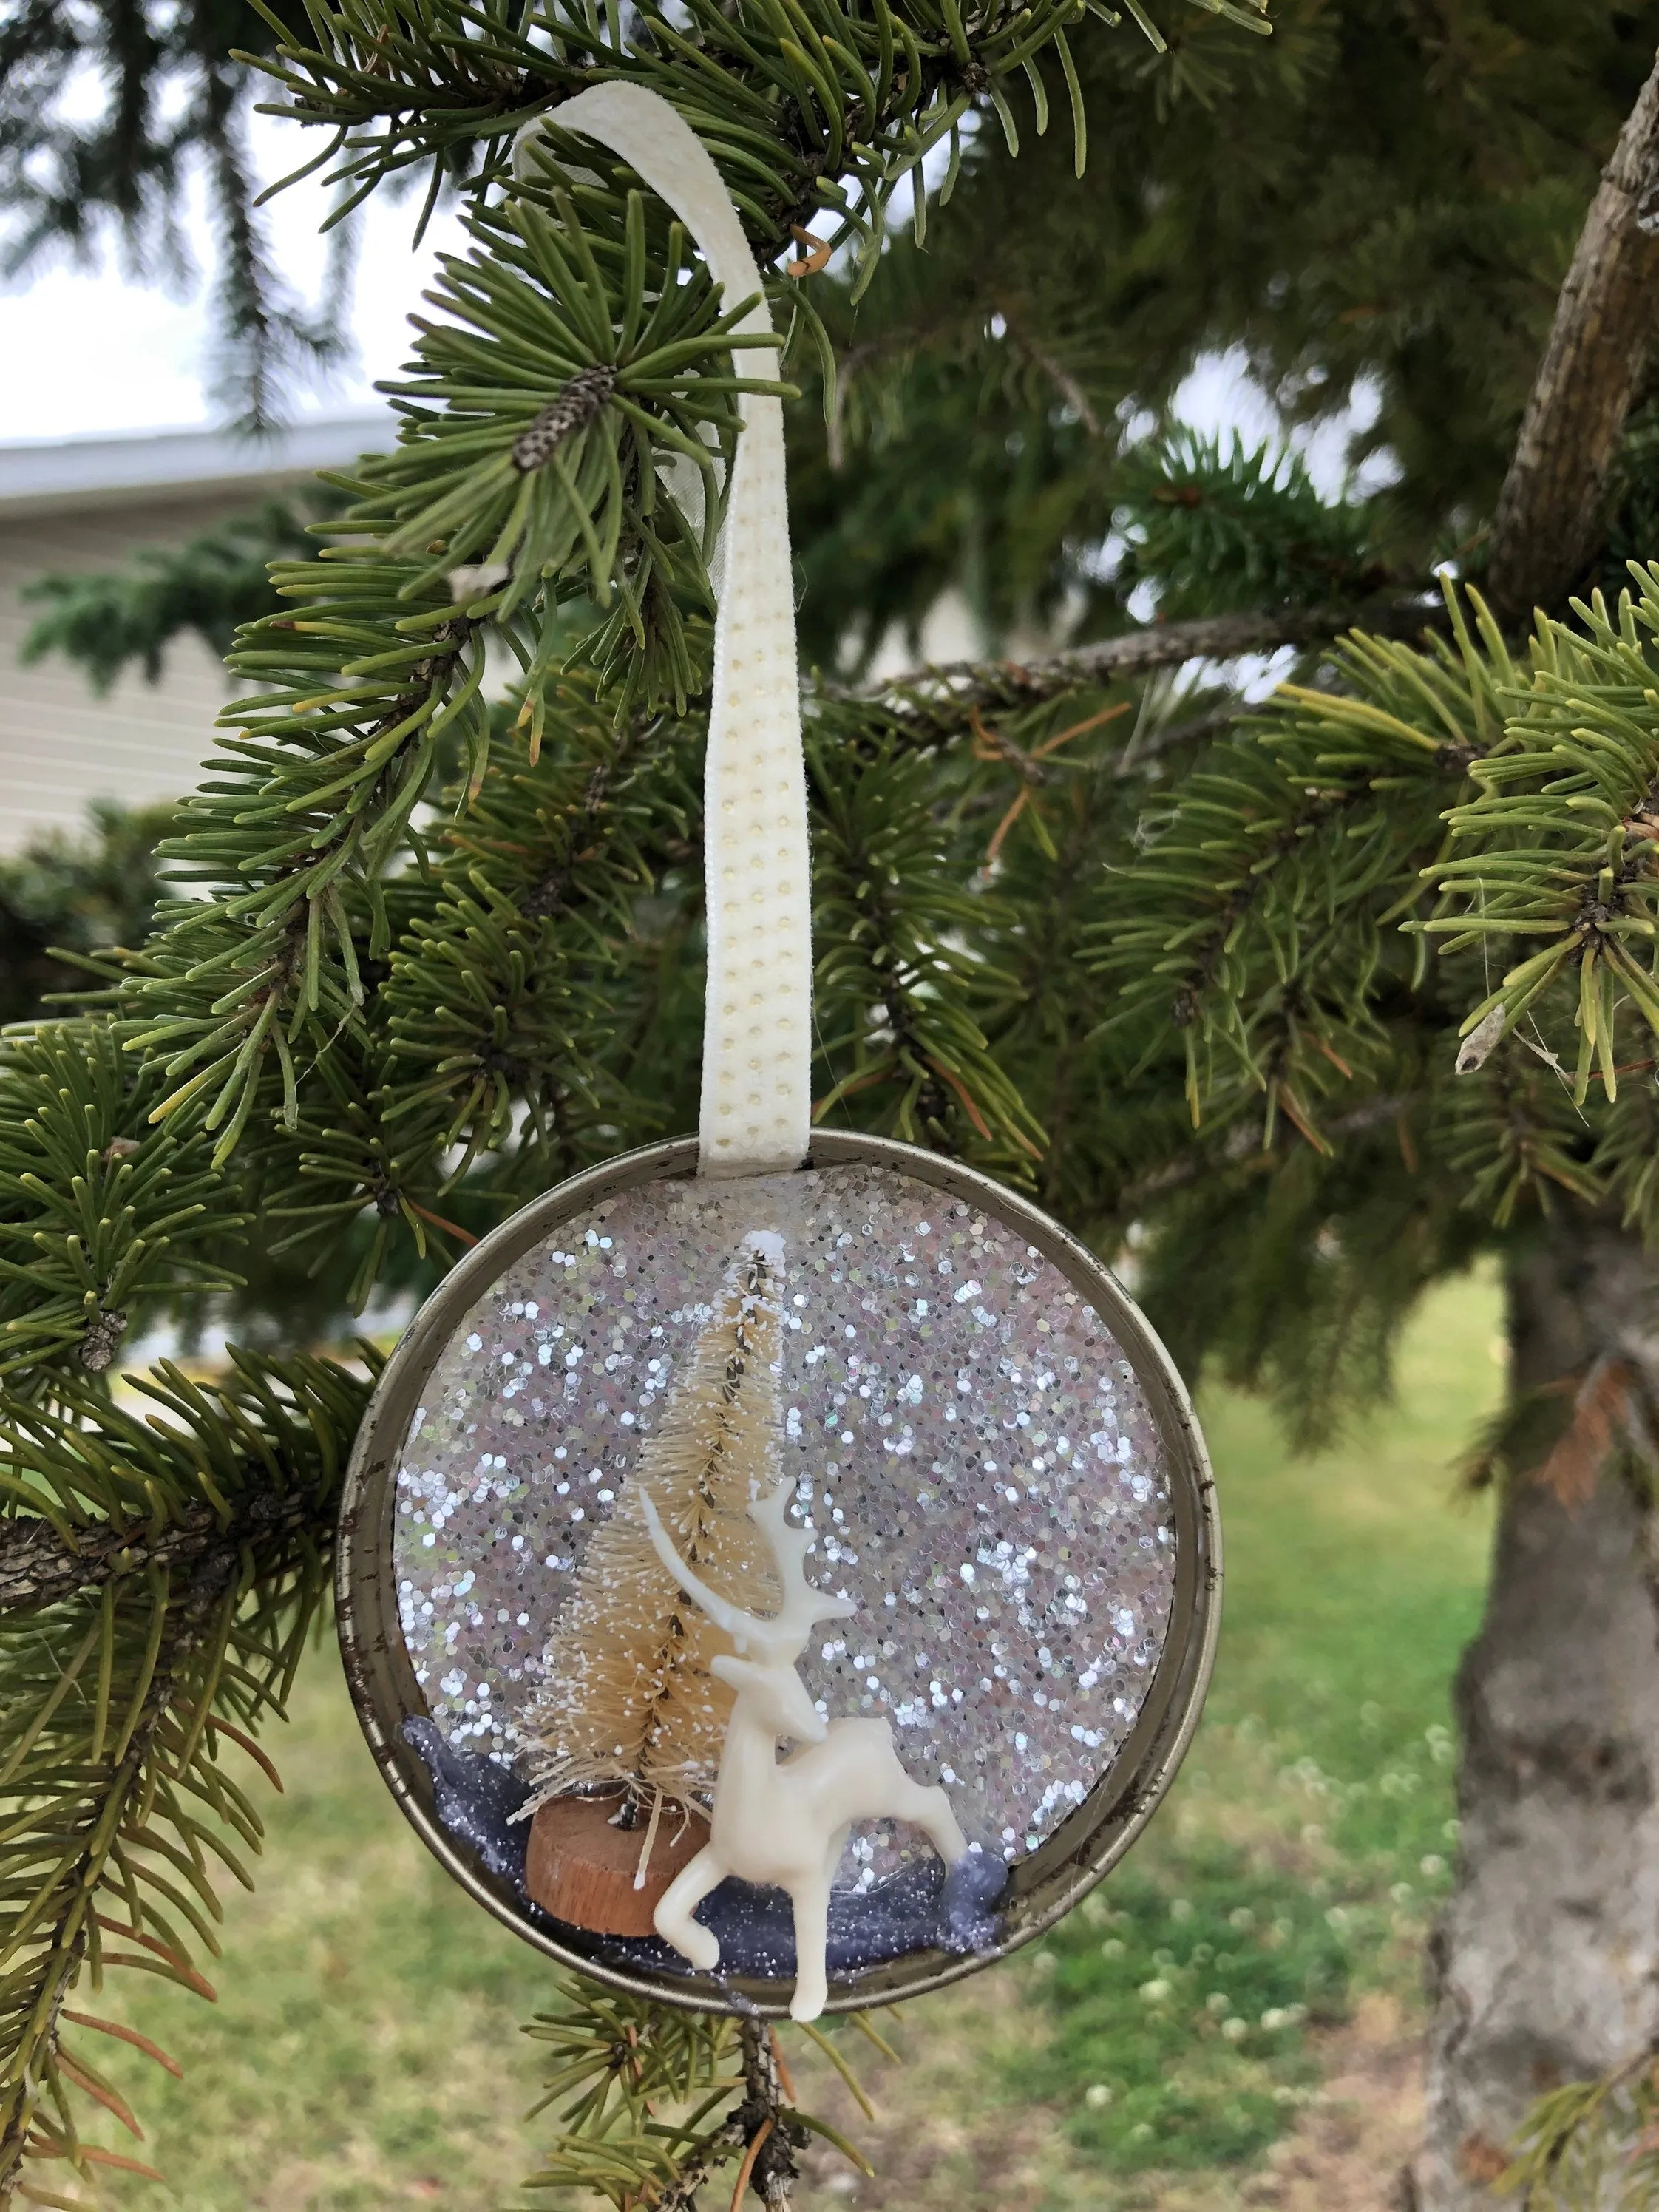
[516,84,812,1178]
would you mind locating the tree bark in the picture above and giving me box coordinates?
[0,1486,315,1614]
[1416,1216,1659,2210]
[1485,46,1659,627]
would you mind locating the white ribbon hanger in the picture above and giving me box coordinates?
[515,84,813,1179]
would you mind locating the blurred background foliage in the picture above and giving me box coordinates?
[16,0,1659,688]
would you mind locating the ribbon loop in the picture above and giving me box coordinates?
[516,85,813,1178]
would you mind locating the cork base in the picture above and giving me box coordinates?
[524,1793,707,1936]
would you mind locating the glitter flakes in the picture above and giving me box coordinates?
[392,1164,1176,1877]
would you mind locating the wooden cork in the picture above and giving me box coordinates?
[524,1792,707,1936]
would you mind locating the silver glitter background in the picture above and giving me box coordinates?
[392,1164,1176,1887]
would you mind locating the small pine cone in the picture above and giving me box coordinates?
[78,1307,129,1373]
[512,367,617,472]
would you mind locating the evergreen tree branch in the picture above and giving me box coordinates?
[0,1348,375,2202]
[0,1025,241,1391]
[518,1984,875,2208]
[247,0,1261,284]
[861,597,1446,730]
[1425,566,1659,1108]
[1486,41,1659,625]
[19,499,329,693]
[1090,592,1504,1128]
[0,1482,329,1615]
[0,4,357,429]
[0,1545,238,2202]
[995,308,1105,438]
[1119,1093,1417,1209]
[808,713,1045,1167]
[0,806,169,1028]
[1111,429,1390,620]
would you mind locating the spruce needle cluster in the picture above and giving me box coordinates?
[523,1238,787,1822]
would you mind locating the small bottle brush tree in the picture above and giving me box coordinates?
[524,1233,787,1830]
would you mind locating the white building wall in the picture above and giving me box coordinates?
[0,415,388,853]
[0,495,245,849]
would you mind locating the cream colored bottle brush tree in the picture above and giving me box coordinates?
[518,1232,790,1920]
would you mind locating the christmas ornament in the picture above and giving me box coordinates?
[337,84,1220,2023]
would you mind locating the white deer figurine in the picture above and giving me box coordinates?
[639,1482,968,2021]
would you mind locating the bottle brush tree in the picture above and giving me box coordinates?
[8,1,1659,2209]
[523,1232,787,1830]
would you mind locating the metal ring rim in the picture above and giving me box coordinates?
[336,1130,1221,2017]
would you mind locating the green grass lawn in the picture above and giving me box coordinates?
[1014,1271,1502,2182]
[78,1271,1502,2211]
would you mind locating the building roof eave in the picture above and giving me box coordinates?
[0,410,394,519]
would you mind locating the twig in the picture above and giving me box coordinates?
[736,2018,798,2211]
[847,599,1444,729]
[729,2117,774,2212]
[997,308,1105,437]
[1118,1093,1417,1210]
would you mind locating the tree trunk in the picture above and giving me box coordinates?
[1483,43,1659,628]
[1415,1216,1659,2210]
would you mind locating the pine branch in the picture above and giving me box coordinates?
[251,691,702,1307]
[808,713,1045,1165]
[864,597,1447,730]
[118,175,778,1166]
[1485,42,1659,624]
[1089,588,1504,1133]
[784,246,1123,667]
[0,804,170,1029]
[518,1984,881,2208]
[0,1543,238,2202]
[1076,569,1659,1292]
[1426,565,1659,1106]
[247,0,1263,288]
[0,4,355,430]
[1497,2037,1659,2209]
[1119,1093,1417,1210]
[0,1482,328,1615]
[0,1024,240,1390]
[1111,428,1388,620]
[0,1347,375,2202]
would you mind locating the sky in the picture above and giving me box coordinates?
[0,113,468,444]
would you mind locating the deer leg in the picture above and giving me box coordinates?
[788,1867,834,2023]
[896,1780,968,1867]
[653,1846,725,1971]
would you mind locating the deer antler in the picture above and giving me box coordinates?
[746,1481,856,1658]
[637,1483,855,1660]
[638,1488,760,1647]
